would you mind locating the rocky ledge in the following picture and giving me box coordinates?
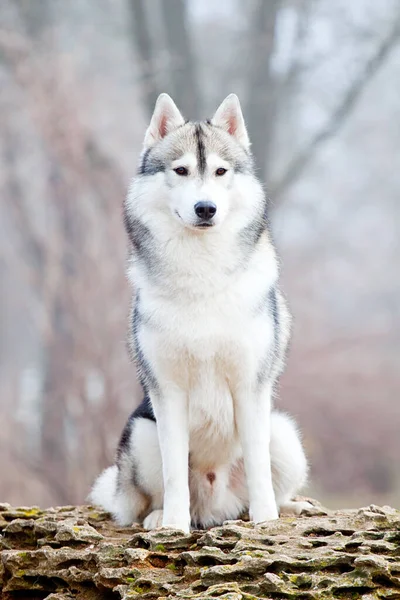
[0,500,399,599]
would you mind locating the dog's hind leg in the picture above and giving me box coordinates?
[127,416,167,528]
[120,416,165,527]
[89,463,149,526]
[270,411,312,515]
[90,416,164,527]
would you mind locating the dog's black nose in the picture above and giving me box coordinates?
[194,201,217,220]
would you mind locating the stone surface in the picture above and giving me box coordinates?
[0,499,399,599]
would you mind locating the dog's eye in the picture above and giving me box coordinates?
[174,167,188,176]
[215,168,227,176]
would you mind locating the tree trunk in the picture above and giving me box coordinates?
[161,0,200,118]
[245,0,282,184]
[128,0,160,114]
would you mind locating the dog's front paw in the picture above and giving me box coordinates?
[280,500,314,516]
[143,509,164,530]
[161,520,190,533]
[250,504,279,523]
[161,506,191,533]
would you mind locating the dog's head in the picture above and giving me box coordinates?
[135,94,263,231]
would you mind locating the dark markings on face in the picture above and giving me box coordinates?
[138,147,165,176]
[203,120,253,174]
[140,119,253,179]
[132,294,160,394]
[195,123,207,175]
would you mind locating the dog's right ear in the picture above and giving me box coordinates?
[144,94,185,148]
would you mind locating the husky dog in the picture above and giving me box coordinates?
[90,94,310,532]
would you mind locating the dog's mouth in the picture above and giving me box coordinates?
[175,211,215,230]
[195,222,214,228]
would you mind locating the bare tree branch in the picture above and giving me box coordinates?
[271,21,400,201]
[128,0,160,114]
[0,22,133,506]
[161,0,200,118]
[281,0,316,99]
[244,0,282,181]
[128,0,200,118]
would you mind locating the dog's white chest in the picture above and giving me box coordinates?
[188,362,239,468]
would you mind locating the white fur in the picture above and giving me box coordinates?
[143,509,164,529]
[91,411,309,528]
[89,465,117,513]
[90,94,309,531]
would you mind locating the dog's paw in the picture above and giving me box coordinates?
[143,509,164,530]
[280,500,314,516]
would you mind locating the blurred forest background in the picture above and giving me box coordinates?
[1,0,399,510]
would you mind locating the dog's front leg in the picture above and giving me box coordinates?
[235,383,278,523]
[152,389,191,532]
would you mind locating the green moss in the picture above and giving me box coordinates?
[167,562,177,571]
[242,550,265,558]
[154,543,166,552]
[15,570,26,577]
[104,546,123,556]
[288,573,312,586]
[24,508,40,516]
[282,517,296,523]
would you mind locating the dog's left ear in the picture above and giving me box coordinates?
[212,94,250,149]
[144,93,185,148]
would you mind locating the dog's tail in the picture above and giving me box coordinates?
[88,465,118,513]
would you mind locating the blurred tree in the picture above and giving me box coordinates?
[13,0,52,38]
[128,0,160,114]
[161,0,199,118]
[128,0,200,118]
[1,0,400,510]
[0,0,134,504]
[244,0,282,181]
[271,13,400,200]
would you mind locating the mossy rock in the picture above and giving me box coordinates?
[0,502,399,599]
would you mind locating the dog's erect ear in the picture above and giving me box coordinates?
[144,94,185,148]
[212,94,250,149]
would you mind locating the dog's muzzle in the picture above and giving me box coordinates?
[194,201,217,227]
